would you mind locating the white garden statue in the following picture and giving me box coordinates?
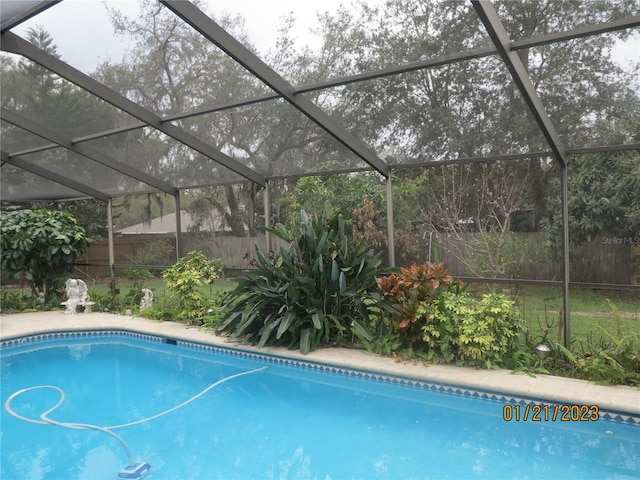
[140,288,154,310]
[62,278,88,314]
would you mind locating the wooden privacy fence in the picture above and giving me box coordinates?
[76,234,289,278]
[77,233,638,285]
[423,233,637,284]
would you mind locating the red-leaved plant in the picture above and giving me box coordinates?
[377,262,461,343]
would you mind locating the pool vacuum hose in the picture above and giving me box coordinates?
[5,365,268,479]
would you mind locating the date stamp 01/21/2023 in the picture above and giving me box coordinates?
[503,404,599,422]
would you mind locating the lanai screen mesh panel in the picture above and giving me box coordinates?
[0,161,88,202]
[1,0,638,203]
[82,128,247,189]
[0,56,139,139]
[496,1,637,38]
[19,148,148,196]
[534,32,640,149]
[314,56,551,165]
[174,98,371,178]
[1,119,53,153]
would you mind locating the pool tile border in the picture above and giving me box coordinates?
[2,329,639,426]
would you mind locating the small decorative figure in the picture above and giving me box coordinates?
[62,278,88,314]
[140,288,154,310]
[81,291,95,313]
[36,291,45,307]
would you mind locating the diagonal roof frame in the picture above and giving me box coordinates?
[0,0,60,34]
[0,31,266,187]
[4,12,638,169]
[2,108,178,196]
[1,150,110,202]
[472,0,567,166]
[160,0,390,178]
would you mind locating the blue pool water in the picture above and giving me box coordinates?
[1,332,638,480]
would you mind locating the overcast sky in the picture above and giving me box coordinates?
[10,0,639,75]
[12,0,376,73]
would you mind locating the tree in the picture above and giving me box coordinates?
[403,161,548,278]
[0,209,90,301]
[315,0,639,226]
[546,151,640,248]
[272,172,385,229]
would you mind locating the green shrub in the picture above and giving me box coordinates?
[162,251,223,322]
[422,292,522,368]
[555,332,640,386]
[1,292,30,312]
[377,263,522,367]
[420,292,471,363]
[551,301,640,386]
[217,211,385,354]
[0,209,89,301]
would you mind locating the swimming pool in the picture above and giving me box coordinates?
[1,331,638,479]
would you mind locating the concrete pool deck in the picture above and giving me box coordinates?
[1,310,639,417]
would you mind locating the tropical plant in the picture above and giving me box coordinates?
[0,209,90,301]
[422,292,522,368]
[218,211,385,354]
[460,293,522,366]
[162,250,223,322]
[377,262,462,345]
[552,299,640,386]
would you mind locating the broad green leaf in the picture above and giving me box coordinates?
[331,259,339,282]
[276,311,295,339]
[339,271,346,293]
[300,329,311,355]
[352,320,373,341]
[259,317,281,347]
[311,312,322,329]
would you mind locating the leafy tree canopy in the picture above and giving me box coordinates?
[0,209,90,300]
[567,151,640,246]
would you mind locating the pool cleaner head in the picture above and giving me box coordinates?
[118,462,151,479]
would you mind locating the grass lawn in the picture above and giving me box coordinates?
[513,286,639,348]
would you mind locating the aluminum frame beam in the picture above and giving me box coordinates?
[472,0,567,167]
[0,1,61,34]
[512,15,640,51]
[161,0,389,178]
[0,32,266,187]
[1,150,109,202]
[6,12,638,168]
[472,0,572,348]
[2,108,178,196]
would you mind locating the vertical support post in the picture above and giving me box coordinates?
[264,180,272,252]
[560,163,571,348]
[107,197,116,294]
[174,190,182,260]
[386,171,395,267]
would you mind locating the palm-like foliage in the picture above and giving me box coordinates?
[218,211,385,353]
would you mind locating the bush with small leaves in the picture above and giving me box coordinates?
[162,251,223,322]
